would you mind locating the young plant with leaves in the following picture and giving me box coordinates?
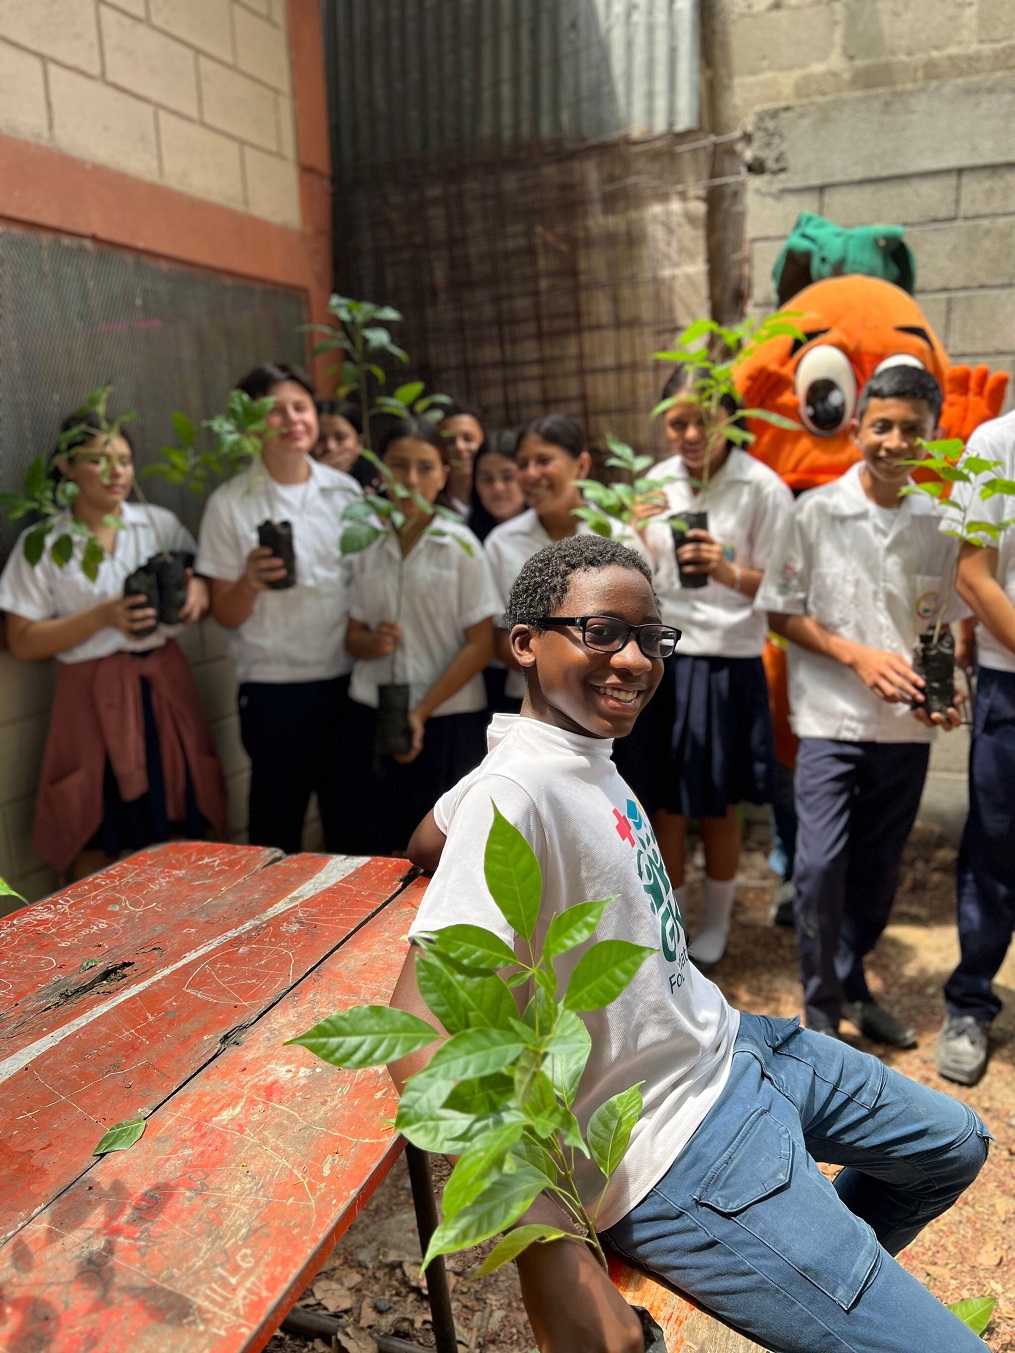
[144,390,276,498]
[289,806,656,1275]
[900,439,1015,713]
[652,314,802,496]
[337,449,470,560]
[0,385,144,581]
[305,294,450,450]
[572,435,671,539]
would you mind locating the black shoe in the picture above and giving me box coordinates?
[843,1001,917,1049]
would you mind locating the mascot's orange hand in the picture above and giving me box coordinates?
[941,365,1009,443]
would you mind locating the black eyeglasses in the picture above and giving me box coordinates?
[535,615,681,659]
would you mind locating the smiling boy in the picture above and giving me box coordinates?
[390,533,988,1353]
[758,366,965,1046]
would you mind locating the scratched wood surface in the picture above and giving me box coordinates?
[610,1257,767,1352]
[0,848,423,1353]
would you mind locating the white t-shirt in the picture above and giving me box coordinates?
[485,509,596,699]
[412,715,737,1230]
[0,502,196,663]
[756,462,967,742]
[348,518,500,716]
[950,410,1015,675]
[643,449,792,658]
[196,459,361,684]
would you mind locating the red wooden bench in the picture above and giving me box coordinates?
[0,841,760,1353]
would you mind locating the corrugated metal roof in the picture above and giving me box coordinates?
[322,0,701,170]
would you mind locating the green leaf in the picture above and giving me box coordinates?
[340,521,383,554]
[442,1122,525,1217]
[947,1297,995,1336]
[543,1007,592,1107]
[415,949,518,1034]
[587,1084,644,1181]
[23,525,49,567]
[79,957,98,972]
[426,1027,527,1081]
[443,1072,517,1115]
[0,876,26,904]
[171,410,196,446]
[81,536,106,581]
[543,899,612,960]
[563,939,656,1012]
[286,1005,439,1068]
[962,456,1001,478]
[966,520,1000,540]
[421,1164,550,1270]
[510,1134,558,1179]
[94,1118,145,1155]
[473,1224,571,1275]
[980,479,1015,499]
[395,1075,478,1154]
[50,532,74,567]
[741,408,800,431]
[484,803,542,941]
[393,380,425,406]
[423,924,519,973]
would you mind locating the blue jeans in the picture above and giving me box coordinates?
[604,1014,991,1353]
[947,665,1015,1022]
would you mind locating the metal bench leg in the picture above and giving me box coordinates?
[405,1144,458,1353]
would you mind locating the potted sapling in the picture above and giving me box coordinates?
[148,388,291,587]
[287,807,667,1350]
[652,316,802,589]
[337,448,470,758]
[901,440,1015,716]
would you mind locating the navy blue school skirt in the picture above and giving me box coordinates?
[343,702,488,855]
[612,653,775,820]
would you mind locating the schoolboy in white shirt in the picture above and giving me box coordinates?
[935,408,1015,1085]
[757,366,964,1045]
[390,534,987,1353]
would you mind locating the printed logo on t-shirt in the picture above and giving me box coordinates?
[614,797,689,995]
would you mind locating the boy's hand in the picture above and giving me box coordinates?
[393,708,425,764]
[912,704,962,731]
[846,643,924,703]
[516,1238,644,1353]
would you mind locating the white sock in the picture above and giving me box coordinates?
[689,877,736,966]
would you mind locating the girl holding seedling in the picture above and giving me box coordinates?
[196,363,363,856]
[616,366,793,972]
[0,411,226,881]
[343,417,499,854]
[485,415,597,704]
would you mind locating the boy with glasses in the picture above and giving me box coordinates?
[391,534,989,1353]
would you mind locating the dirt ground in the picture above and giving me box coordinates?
[267,821,1015,1353]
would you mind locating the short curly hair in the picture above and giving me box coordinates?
[506,535,654,628]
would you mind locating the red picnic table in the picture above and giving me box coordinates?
[0,841,456,1353]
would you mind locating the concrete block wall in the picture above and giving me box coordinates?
[707,1,1015,394]
[0,0,299,225]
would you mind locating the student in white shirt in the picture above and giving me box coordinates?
[758,367,964,1046]
[196,363,362,856]
[615,367,792,970]
[485,414,594,705]
[344,416,499,854]
[438,404,485,520]
[393,535,988,1353]
[467,431,525,544]
[0,412,225,880]
[935,408,1015,1086]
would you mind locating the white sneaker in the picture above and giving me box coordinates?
[935,1015,990,1086]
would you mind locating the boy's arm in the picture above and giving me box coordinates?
[767,611,925,705]
[957,543,1015,657]
[387,951,644,1353]
[406,810,446,873]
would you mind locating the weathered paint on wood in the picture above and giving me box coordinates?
[0,848,408,1245]
[609,1256,768,1352]
[0,850,424,1353]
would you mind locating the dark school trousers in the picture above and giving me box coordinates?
[946,665,1015,1023]
[238,675,351,856]
[793,737,930,1030]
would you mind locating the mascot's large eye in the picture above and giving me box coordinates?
[794,345,857,436]
[873,354,926,375]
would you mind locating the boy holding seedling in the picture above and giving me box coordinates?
[757,366,966,1047]
[392,534,988,1353]
[936,407,1015,1085]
